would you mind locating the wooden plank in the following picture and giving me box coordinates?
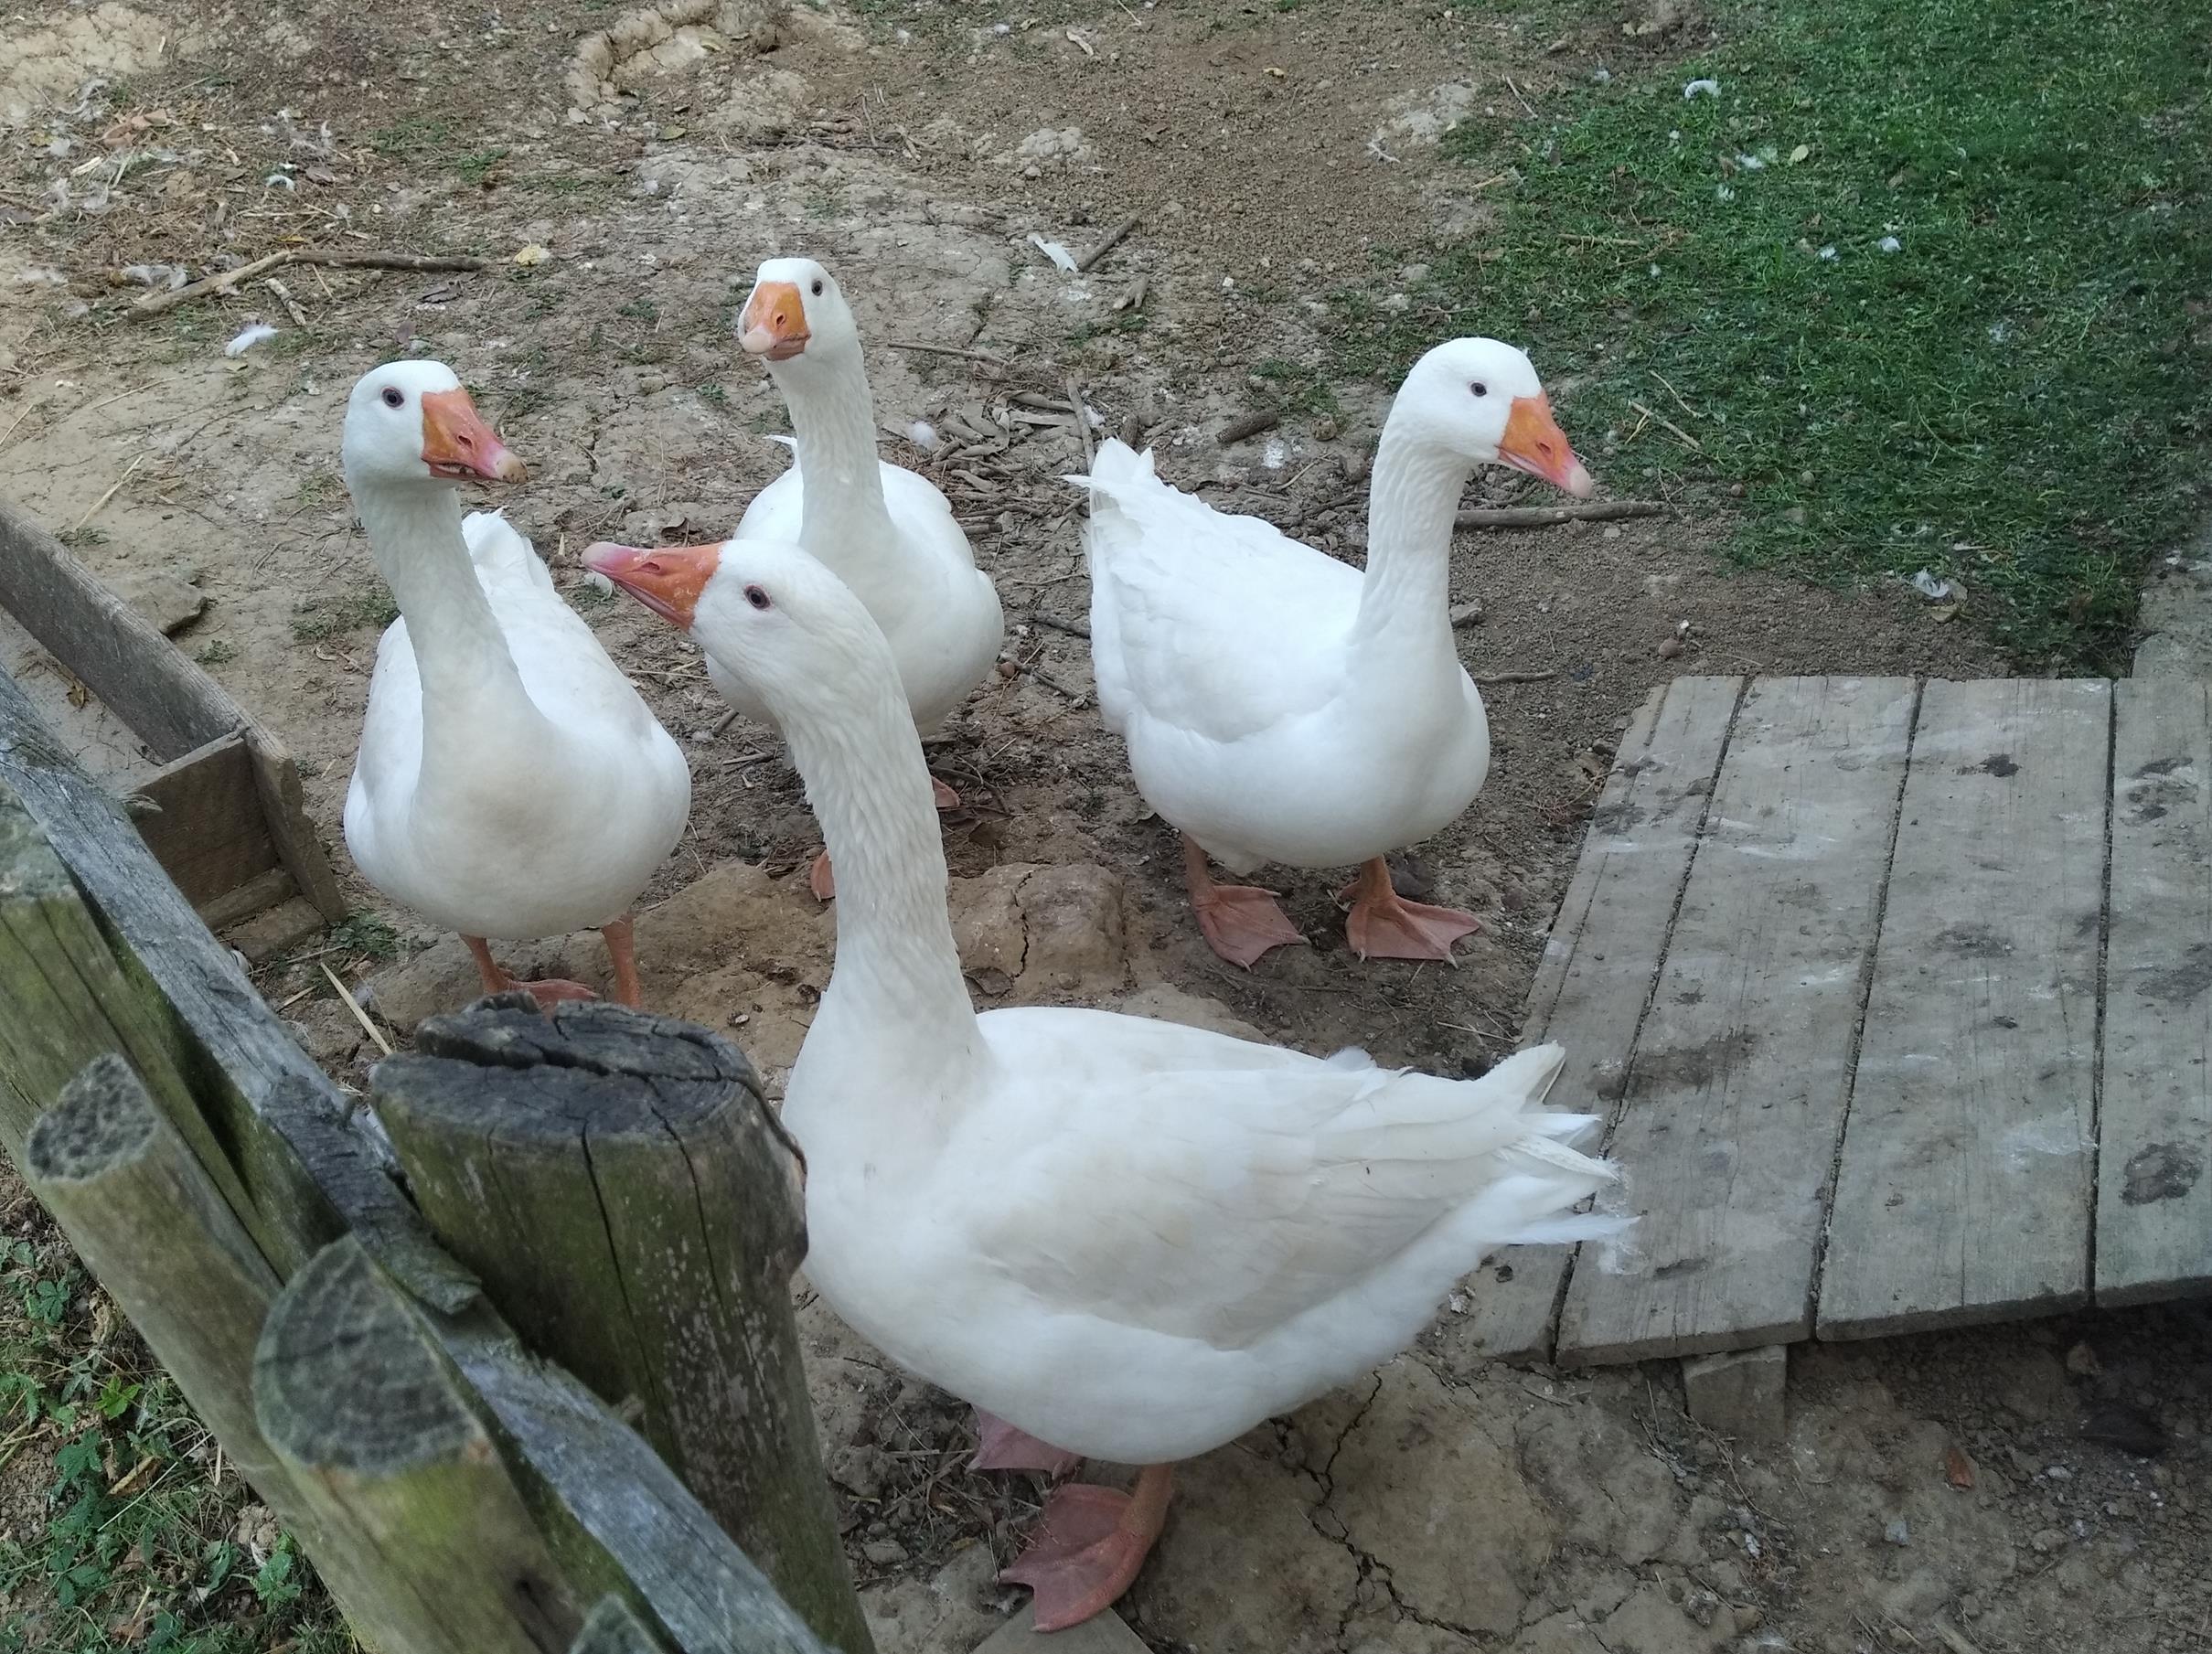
[1820,678,2110,1339]
[132,733,281,911]
[1454,677,1743,1363]
[2097,679,2212,1306]
[243,722,347,922]
[0,495,238,761]
[1557,677,1918,1364]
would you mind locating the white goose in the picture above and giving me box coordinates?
[711,254,1002,897]
[1079,338,1592,967]
[588,532,1615,1632]
[340,362,690,1008]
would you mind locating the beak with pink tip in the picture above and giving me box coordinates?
[1497,392,1594,498]
[584,540,723,628]
[419,386,528,485]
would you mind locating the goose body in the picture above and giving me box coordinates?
[587,531,1617,1627]
[339,363,689,1005]
[1078,338,1592,966]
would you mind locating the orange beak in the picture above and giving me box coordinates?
[585,539,722,628]
[419,387,526,484]
[1496,392,1593,498]
[740,280,810,361]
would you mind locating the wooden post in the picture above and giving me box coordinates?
[375,998,872,1654]
[254,1234,587,1654]
[573,1598,678,1654]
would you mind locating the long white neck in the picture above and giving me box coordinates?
[774,349,902,580]
[349,478,548,774]
[1350,428,1477,667]
[783,641,981,1080]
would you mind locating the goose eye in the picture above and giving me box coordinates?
[809,279,824,296]
[380,387,404,408]
[744,584,772,611]
[1469,381,1489,399]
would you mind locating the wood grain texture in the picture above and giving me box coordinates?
[1821,678,2110,1339]
[0,671,476,1308]
[254,1236,585,1654]
[1557,677,1918,1365]
[572,1598,676,1654]
[0,495,236,761]
[1453,677,1742,1364]
[376,998,870,1654]
[2097,679,2212,1305]
[242,722,347,921]
[132,733,279,911]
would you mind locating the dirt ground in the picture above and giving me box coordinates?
[2,3,2205,1652]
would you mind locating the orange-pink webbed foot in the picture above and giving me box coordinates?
[811,780,962,902]
[1180,834,1304,968]
[1000,1465,1172,1632]
[972,1411,1083,1478]
[463,935,601,1010]
[1338,857,1481,963]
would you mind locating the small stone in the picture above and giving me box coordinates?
[1884,1518,1910,1547]
[113,566,208,635]
[1314,415,1339,441]
[2065,1341,2100,1376]
[1728,481,1745,496]
[860,1538,907,1568]
[2031,1529,2064,1554]
[1658,636,1684,659]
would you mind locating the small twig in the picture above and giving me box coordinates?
[320,962,394,1058]
[1504,75,1539,119]
[1065,375,1095,469]
[1215,409,1280,445]
[1114,274,1149,313]
[711,705,743,737]
[73,453,148,531]
[1648,368,1703,422]
[886,339,1012,368]
[1028,610,1091,641]
[131,249,488,317]
[262,276,310,327]
[1456,500,1668,529]
[0,398,41,452]
[1627,400,1704,454]
[1474,668,1557,685]
[1075,215,1139,273]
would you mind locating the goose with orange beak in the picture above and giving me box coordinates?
[340,361,690,1011]
[714,256,1003,899]
[1076,336,1594,968]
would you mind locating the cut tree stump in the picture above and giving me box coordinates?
[374,997,871,1654]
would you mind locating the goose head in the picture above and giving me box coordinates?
[586,536,887,724]
[1392,338,1592,497]
[737,256,860,369]
[341,360,527,490]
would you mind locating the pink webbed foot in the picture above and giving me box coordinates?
[999,1466,1172,1633]
[972,1411,1083,1478]
[809,849,836,902]
[463,936,601,1009]
[1339,857,1481,963]
[514,977,600,1010]
[1179,834,1304,968]
[931,776,962,811]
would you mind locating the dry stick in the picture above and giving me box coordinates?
[72,454,147,533]
[1064,375,1095,469]
[318,962,393,1058]
[1075,215,1139,272]
[885,338,1011,368]
[1216,409,1280,445]
[1628,400,1704,454]
[1474,668,1558,686]
[1028,610,1090,641]
[1504,75,1539,119]
[262,277,310,327]
[0,400,42,451]
[131,250,489,317]
[1455,499,1670,529]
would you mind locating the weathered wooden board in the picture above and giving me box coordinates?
[2096,679,2212,1306]
[1557,678,1918,1364]
[1820,679,2110,1339]
[132,734,285,915]
[1458,676,1742,1362]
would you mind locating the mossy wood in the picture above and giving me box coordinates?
[376,998,871,1654]
[573,1597,679,1654]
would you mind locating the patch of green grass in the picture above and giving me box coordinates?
[0,1239,347,1652]
[369,115,453,157]
[328,911,400,962]
[292,472,342,511]
[1338,0,2212,667]
[616,297,659,324]
[193,640,237,667]
[1253,357,1341,417]
[455,147,508,185]
[290,591,397,643]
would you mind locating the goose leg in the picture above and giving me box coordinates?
[1339,857,1481,963]
[1000,1464,1173,1632]
[1181,835,1304,967]
[601,915,642,1008]
[971,1410,1083,1477]
[461,935,597,1009]
[810,784,961,902]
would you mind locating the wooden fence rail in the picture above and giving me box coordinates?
[0,665,869,1654]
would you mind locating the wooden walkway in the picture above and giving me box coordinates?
[1477,676,2212,1367]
